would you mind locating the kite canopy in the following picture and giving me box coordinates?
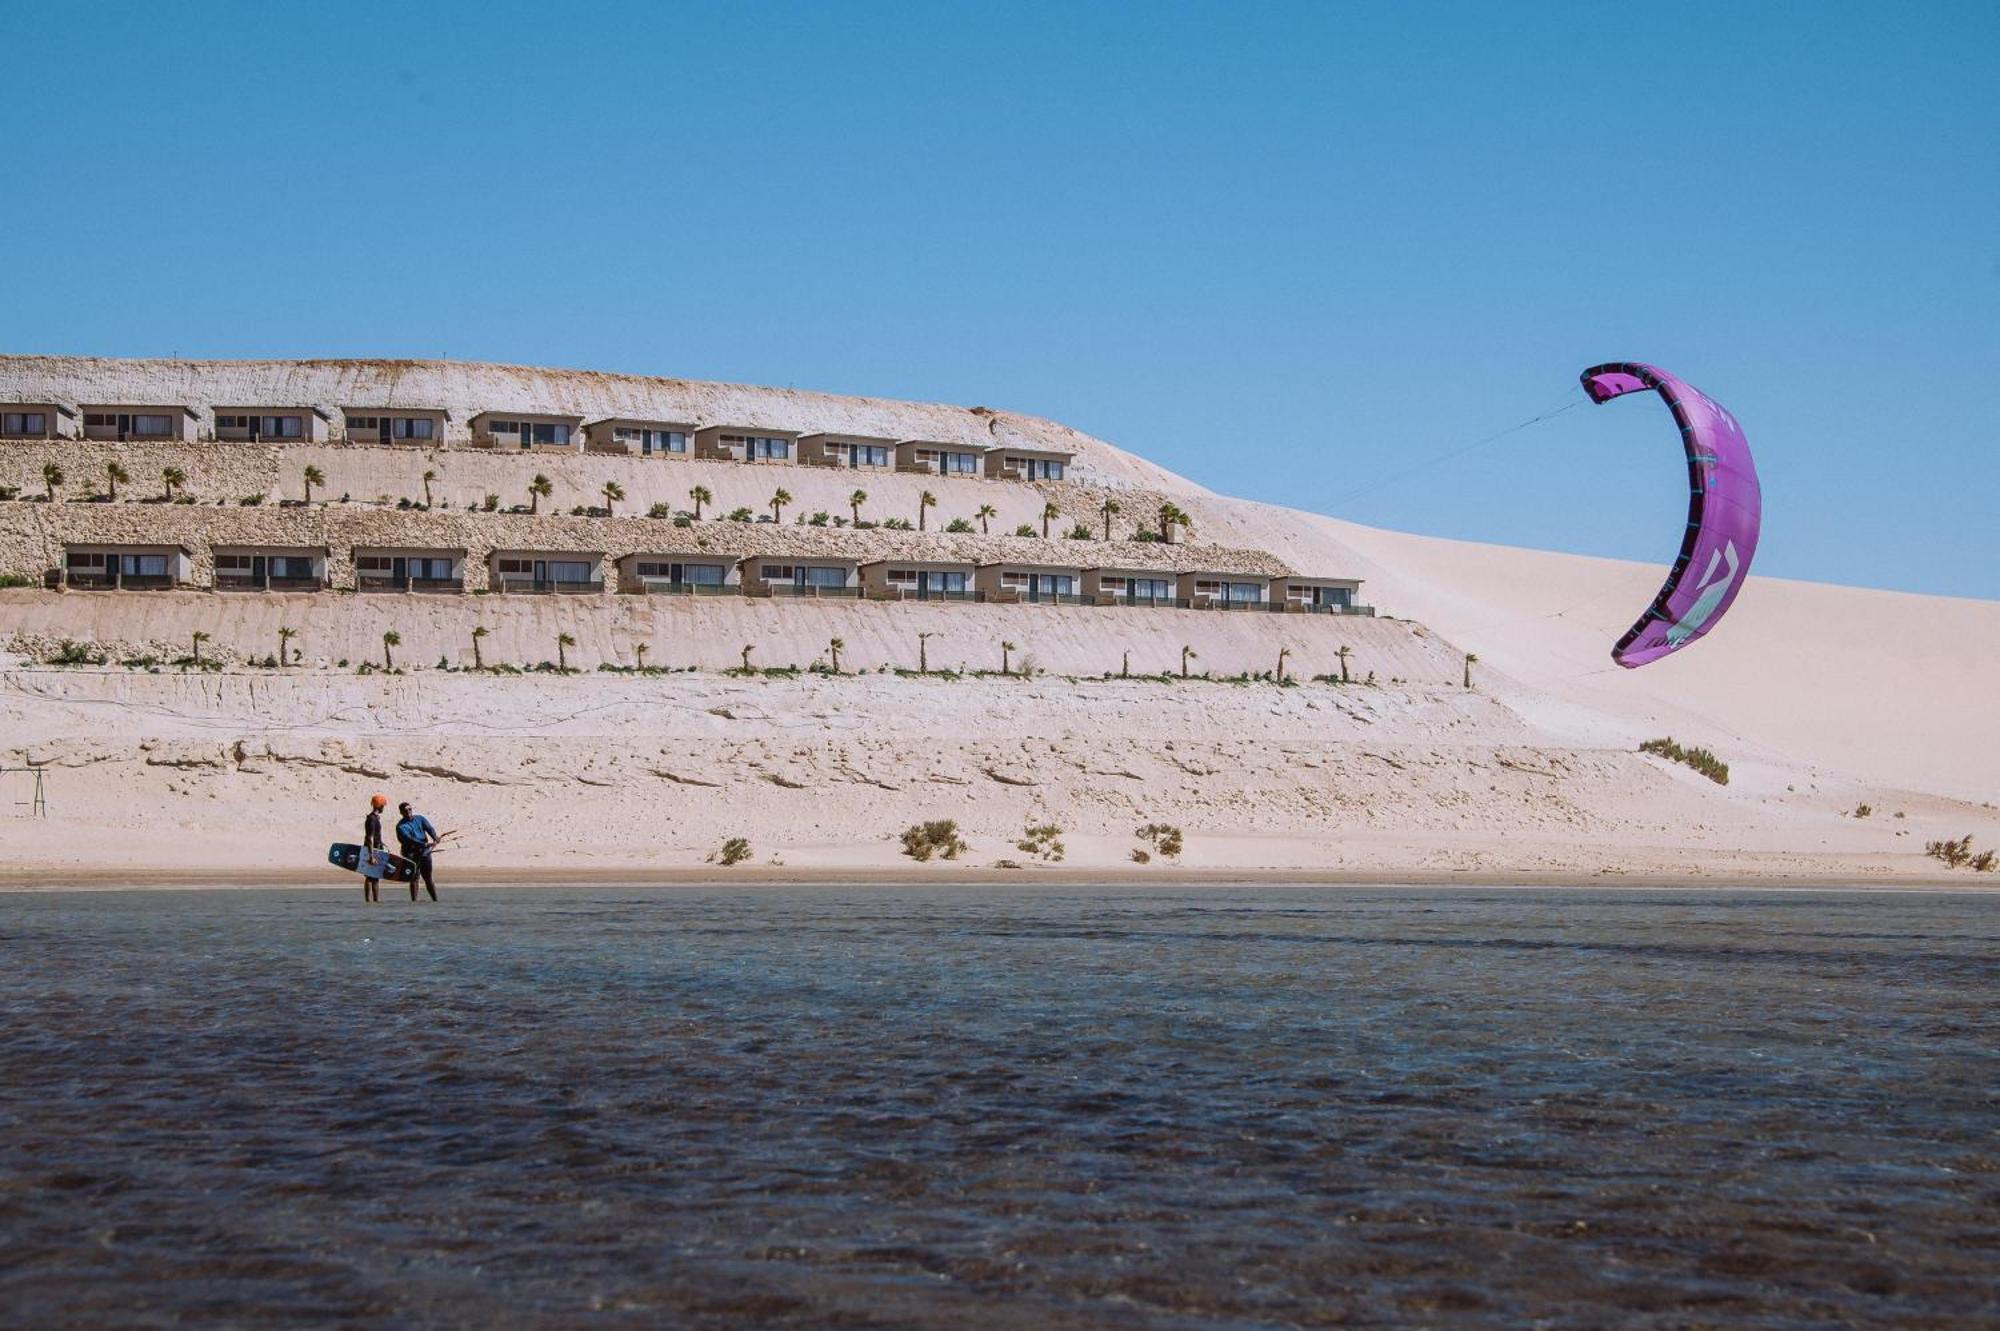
[1581,362,1761,668]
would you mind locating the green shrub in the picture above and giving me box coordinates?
[648,502,673,519]
[726,507,755,523]
[1925,835,1996,872]
[0,573,33,589]
[1065,522,1095,540]
[482,493,500,511]
[50,639,107,666]
[1136,822,1184,859]
[1131,529,1163,543]
[1852,803,1873,819]
[901,820,967,862]
[944,517,974,533]
[1016,823,1065,861]
[881,517,913,531]
[238,493,265,506]
[1130,848,1151,864]
[1013,523,1037,537]
[714,836,752,867]
[808,511,831,527]
[1638,737,1730,785]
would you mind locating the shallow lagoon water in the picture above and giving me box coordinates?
[1,884,1995,1328]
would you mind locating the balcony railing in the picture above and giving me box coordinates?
[760,583,861,599]
[357,575,464,593]
[493,578,605,595]
[885,587,975,602]
[64,571,178,591]
[215,574,327,592]
[1103,594,1179,609]
[630,579,736,596]
[1281,600,1376,616]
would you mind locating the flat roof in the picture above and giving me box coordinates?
[77,403,197,414]
[214,405,333,420]
[584,416,697,430]
[985,444,1075,458]
[1,400,76,416]
[859,558,979,570]
[469,410,585,425]
[340,405,453,418]
[800,431,899,446]
[695,423,803,437]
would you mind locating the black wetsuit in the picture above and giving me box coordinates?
[397,813,438,901]
[361,810,384,901]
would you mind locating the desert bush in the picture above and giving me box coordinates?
[1852,803,1873,819]
[808,511,831,527]
[945,517,975,533]
[648,502,673,519]
[0,485,18,500]
[1136,822,1185,858]
[1925,835,1994,871]
[1131,529,1163,543]
[1065,522,1095,540]
[0,573,33,589]
[881,517,914,531]
[481,493,500,511]
[238,493,265,506]
[1016,823,1065,861]
[901,820,968,862]
[713,836,752,867]
[49,639,107,666]
[1130,848,1151,864]
[726,506,754,522]
[1638,737,1730,785]
[1013,523,1037,537]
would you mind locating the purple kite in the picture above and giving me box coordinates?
[1580,362,1761,668]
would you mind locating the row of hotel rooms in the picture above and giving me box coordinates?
[56,544,1369,613]
[0,404,1073,479]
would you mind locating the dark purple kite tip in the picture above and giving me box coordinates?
[1579,362,1762,669]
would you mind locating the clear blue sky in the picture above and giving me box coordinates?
[3,1,1994,597]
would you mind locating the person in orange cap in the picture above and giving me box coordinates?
[360,793,389,903]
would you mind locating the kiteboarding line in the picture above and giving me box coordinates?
[1329,389,1586,508]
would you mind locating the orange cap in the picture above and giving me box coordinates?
[371,793,388,809]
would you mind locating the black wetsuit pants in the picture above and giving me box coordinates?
[404,848,437,901]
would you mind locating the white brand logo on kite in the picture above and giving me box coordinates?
[1664,540,1740,650]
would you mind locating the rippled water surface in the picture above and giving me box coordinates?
[2,885,1996,1328]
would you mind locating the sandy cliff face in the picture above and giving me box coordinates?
[2,357,1994,881]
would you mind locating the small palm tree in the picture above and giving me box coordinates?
[1041,501,1061,538]
[302,464,325,503]
[1001,640,1016,676]
[828,637,844,673]
[634,641,649,671]
[690,484,712,520]
[528,473,553,514]
[602,480,624,516]
[471,625,488,670]
[1463,651,1479,690]
[918,490,937,531]
[1181,645,1197,679]
[162,466,186,500]
[740,643,755,672]
[41,461,63,501]
[770,487,792,522]
[976,502,997,534]
[557,631,576,671]
[849,488,868,525]
[1099,496,1121,540]
[277,626,295,668]
[917,631,935,673]
[1158,502,1180,540]
[1336,644,1352,684]
[190,631,210,667]
[105,461,129,501]
[1276,646,1291,683]
[421,468,437,507]
[382,630,400,670]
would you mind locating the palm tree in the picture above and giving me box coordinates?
[557,632,576,672]
[1180,645,1197,679]
[689,484,712,520]
[105,461,129,501]
[740,643,755,672]
[470,626,489,670]
[828,637,844,673]
[41,461,62,502]
[190,631,210,667]
[302,465,325,503]
[528,473,552,514]
[634,641,648,671]
[848,488,868,525]
[381,630,400,670]
[918,490,937,531]
[917,631,935,673]
[976,502,997,534]
[1041,501,1061,538]
[1335,644,1352,684]
[602,480,624,516]
[1099,496,1121,540]
[1001,640,1016,676]
[421,469,437,507]
[1463,651,1479,690]
[1158,502,1181,540]
[277,626,296,668]
[1276,646,1291,683]
[769,487,792,522]
[162,466,186,500]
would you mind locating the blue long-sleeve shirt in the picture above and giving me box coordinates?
[395,814,438,854]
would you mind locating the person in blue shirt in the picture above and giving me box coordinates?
[395,801,441,901]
